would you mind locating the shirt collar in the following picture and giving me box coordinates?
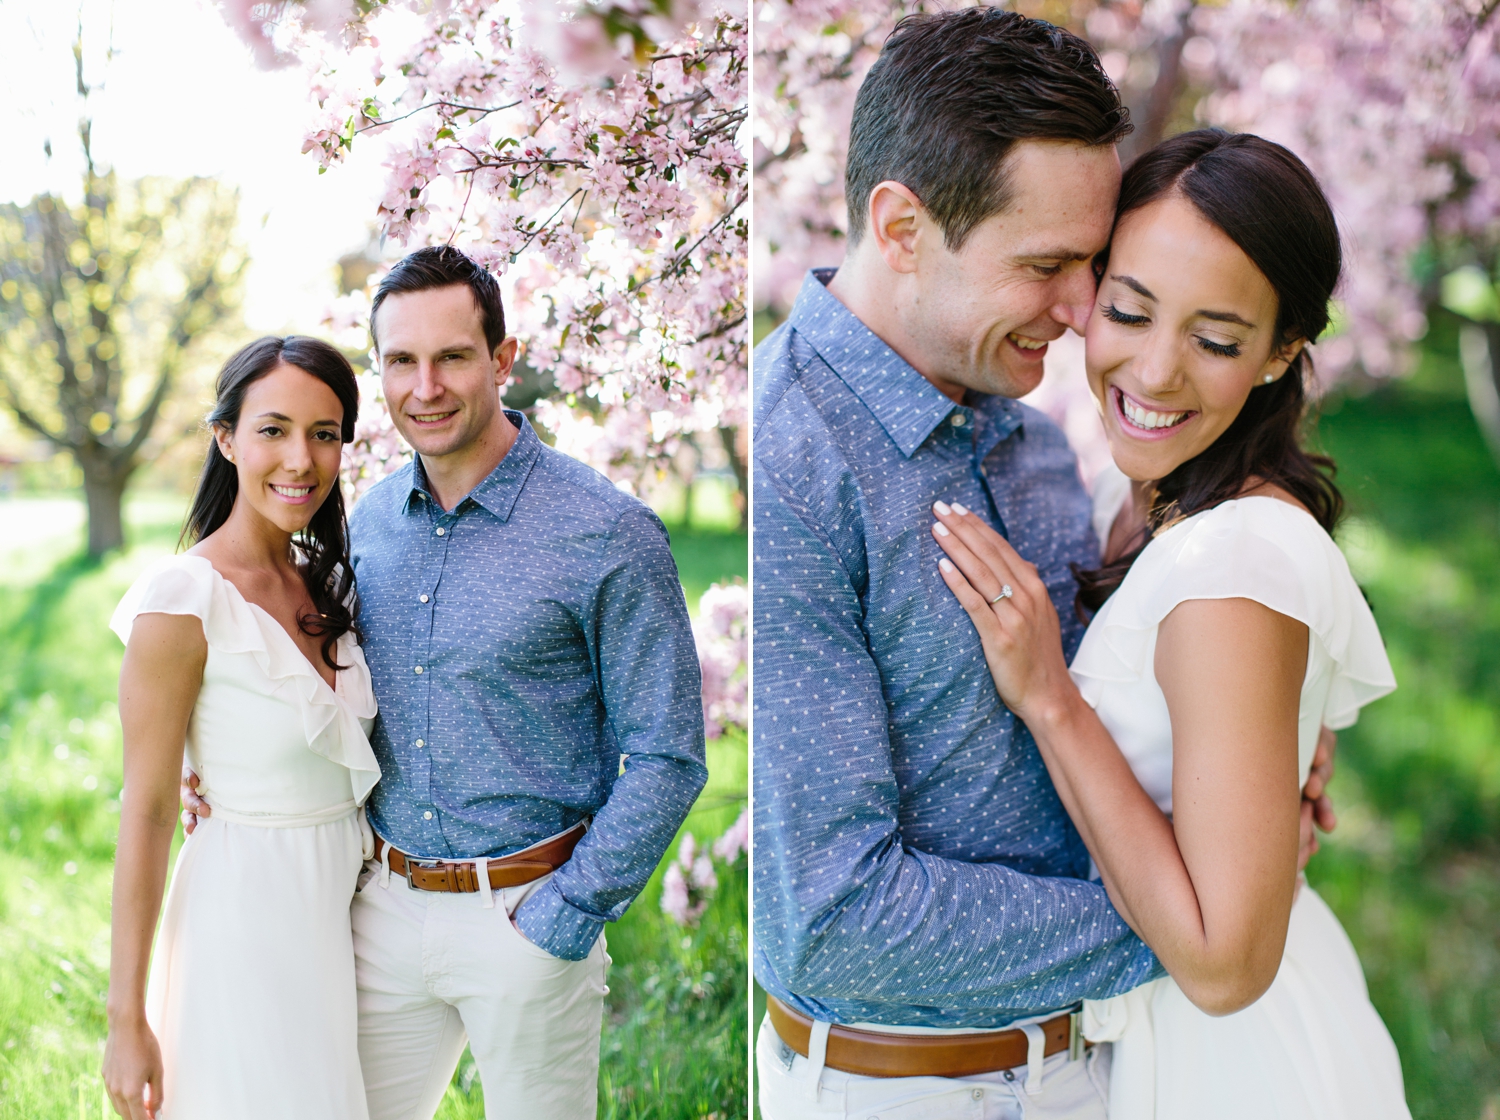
[787,269,1023,458]
[403,409,542,521]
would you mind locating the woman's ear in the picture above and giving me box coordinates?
[1260,336,1307,385]
[212,422,236,464]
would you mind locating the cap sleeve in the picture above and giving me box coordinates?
[1069,498,1395,728]
[109,555,217,646]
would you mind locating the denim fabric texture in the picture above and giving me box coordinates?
[753,271,1160,1027]
[350,411,707,960]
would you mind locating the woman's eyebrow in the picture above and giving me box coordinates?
[1111,274,1155,300]
[1197,309,1256,329]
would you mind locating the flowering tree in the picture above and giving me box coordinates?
[754,0,1500,462]
[224,0,746,490]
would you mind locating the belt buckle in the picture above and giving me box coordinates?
[404,856,449,891]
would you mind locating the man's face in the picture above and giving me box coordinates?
[374,284,510,460]
[908,140,1121,400]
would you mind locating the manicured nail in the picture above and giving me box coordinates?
[933,500,952,516]
[951,502,969,515]
[939,558,955,573]
[933,522,950,537]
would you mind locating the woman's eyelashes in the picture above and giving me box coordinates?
[1101,302,1148,326]
[1102,303,1244,358]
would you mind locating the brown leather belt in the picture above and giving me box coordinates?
[374,821,586,893]
[766,995,1085,1079]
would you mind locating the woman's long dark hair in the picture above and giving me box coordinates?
[1075,129,1345,617]
[183,336,362,670]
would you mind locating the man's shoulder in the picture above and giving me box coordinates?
[530,440,657,531]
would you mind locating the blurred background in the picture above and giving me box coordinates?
[0,1,747,1117]
[753,2,1500,1118]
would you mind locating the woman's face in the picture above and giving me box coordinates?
[215,362,345,536]
[1084,194,1303,483]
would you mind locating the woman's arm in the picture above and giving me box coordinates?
[931,503,1305,1015]
[103,613,206,1120]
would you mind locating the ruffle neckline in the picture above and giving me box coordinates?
[1069,497,1395,730]
[110,554,381,805]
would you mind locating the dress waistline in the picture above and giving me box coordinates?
[204,799,359,829]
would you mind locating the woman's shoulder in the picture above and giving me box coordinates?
[109,554,221,646]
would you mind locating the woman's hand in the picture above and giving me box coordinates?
[930,500,1075,724]
[103,1017,164,1119]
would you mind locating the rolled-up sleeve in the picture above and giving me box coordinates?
[515,506,708,959]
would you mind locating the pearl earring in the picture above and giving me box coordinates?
[1263,374,1274,384]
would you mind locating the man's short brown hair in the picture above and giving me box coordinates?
[846,8,1132,251]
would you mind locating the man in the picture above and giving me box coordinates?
[752,10,1335,1118]
[189,245,707,1118]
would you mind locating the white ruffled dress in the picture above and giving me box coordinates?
[1071,484,1411,1120]
[111,554,381,1119]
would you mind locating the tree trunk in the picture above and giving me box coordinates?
[719,424,748,531]
[81,458,132,557]
[1458,322,1500,473]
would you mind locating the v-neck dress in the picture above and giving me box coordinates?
[1071,482,1409,1119]
[111,554,381,1119]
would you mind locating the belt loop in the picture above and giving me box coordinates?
[475,857,493,908]
[804,1020,830,1103]
[1019,1021,1047,1096]
[378,839,392,889]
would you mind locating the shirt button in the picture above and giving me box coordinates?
[414,665,424,674]
[423,811,433,820]
[951,413,966,427]
[415,739,424,748]
[971,1088,984,1100]
[419,594,429,603]
[435,526,445,536]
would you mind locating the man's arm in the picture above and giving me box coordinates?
[753,464,1157,1018]
[512,505,709,960]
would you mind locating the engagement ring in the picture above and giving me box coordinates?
[990,585,1013,604]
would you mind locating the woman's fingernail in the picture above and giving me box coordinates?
[939,558,955,573]
[951,502,969,516]
[934,522,950,537]
[933,500,952,516]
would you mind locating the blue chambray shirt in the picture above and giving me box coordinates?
[350,411,707,961]
[753,271,1159,1028]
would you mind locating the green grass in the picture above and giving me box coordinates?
[1305,311,1500,1120]
[0,492,747,1120]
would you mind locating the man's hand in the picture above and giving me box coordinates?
[1296,727,1338,871]
[179,766,210,835]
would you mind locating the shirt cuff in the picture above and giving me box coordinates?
[513,877,606,961]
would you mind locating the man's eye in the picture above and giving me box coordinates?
[1102,303,1148,326]
[1032,264,1062,277]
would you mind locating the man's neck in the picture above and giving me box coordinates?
[824,253,965,404]
[421,411,519,512]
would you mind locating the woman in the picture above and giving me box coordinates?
[931,130,1410,1118]
[102,337,380,1120]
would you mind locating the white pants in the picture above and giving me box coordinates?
[351,864,609,1120]
[756,1014,1111,1120]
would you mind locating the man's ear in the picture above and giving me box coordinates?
[493,336,520,386]
[866,181,929,276]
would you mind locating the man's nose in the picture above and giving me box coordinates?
[413,359,444,401]
[1049,262,1099,335]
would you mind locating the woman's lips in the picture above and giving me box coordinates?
[1111,385,1196,442]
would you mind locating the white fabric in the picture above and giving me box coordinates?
[1071,494,1409,1119]
[352,868,609,1120]
[110,554,380,1119]
[756,1016,1111,1120]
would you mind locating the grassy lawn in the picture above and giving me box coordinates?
[0,491,747,1119]
[1306,312,1500,1120]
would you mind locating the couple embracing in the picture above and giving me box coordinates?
[754,9,1409,1119]
[102,248,707,1119]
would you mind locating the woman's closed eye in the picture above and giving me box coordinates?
[1195,335,1242,358]
[1102,303,1148,326]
